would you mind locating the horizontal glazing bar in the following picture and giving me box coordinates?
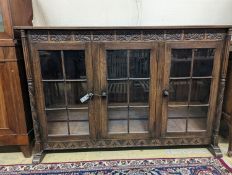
[42,79,87,82]
[168,104,209,107]
[45,107,88,111]
[47,119,89,122]
[107,78,150,81]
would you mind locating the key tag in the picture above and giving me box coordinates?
[80,93,93,103]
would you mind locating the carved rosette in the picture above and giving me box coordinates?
[28,80,41,142]
[74,31,92,41]
[143,30,165,41]
[92,31,115,41]
[165,30,182,40]
[206,29,226,40]
[29,30,49,42]
[49,31,72,41]
[184,30,205,40]
[116,30,141,41]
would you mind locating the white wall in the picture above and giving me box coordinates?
[32,0,232,26]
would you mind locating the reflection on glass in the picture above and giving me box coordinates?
[129,107,148,133]
[190,79,211,104]
[106,49,151,135]
[67,82,88,107]
[188,118,207,131]
[108,108,127,120]
[129,108,148,119]
[130,50,150,78]
[64,50,86,79]
[39,51,63,79]
[130,80,149,104]
[169,79,189,103]
[188,106,208,118]
[108,81,127,105]
[43,82,65,108]
[69,109,88,120]
[107,50,127,78]
[47,122,68,135]
[108,120,128,133]
[69,121,89,135]
[193,49,215,77]
[0,7,4,32]
[171,49,192,77]
[46,110,67,121]
[167,119,186,132]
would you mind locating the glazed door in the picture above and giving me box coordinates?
[161,41,222,137]
[33,43,95,141]
[98,42,158,139]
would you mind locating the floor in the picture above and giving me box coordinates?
[0,139,231,166]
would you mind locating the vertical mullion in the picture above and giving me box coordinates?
[61,50,70,135]
[127,50,130,133]
[186,49,195,132]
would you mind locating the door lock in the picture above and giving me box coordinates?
[163,89,169,97]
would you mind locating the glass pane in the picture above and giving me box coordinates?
[47,122,68,135]
[108,80,127,106]
[129,107,148,119]
[107,50,127,79]
[67,82,88,107]
[0,7,4,32]
[108,108,128,120]
[169,79,190,104]
[69,121,89,135]
[64,50,86,79]
[129,108,148,133]
[69,109,88,120]
[43,82,65,108]
[170,49,192,77]
[130,50,150,78]
[130,80,149,105]
[188,118,207,131]
[39,51,63,79]
[46,110,67,121]
[188,106,208,118]
[193,49,215,77]
[167,119,186,132]
[190,79,211,104]
[108,120,128,134]
[108,108,128,133]
[168,106,188,118]
[129,120,148,133]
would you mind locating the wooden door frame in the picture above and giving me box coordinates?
[97,41,158,139]
[31,42,96,143]
[160,41,223,138]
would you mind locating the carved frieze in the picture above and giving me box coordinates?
[44,138,211,150]
[74,31,92,41]
[49,31,72,41]
[29,30,49,42]
[184,29,205,40]
[116,30,141,41]
[165,30,182,40]
[206,29,226,40]
[92,31,115,41]
[143,30,165,41]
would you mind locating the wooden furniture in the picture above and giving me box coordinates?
[0,0,33,157]
[222,42,232,157]
[18,26,232,164]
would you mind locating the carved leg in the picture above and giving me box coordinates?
[20,145,32,158]
[32,151,45,165]
[209,144,223,158]
[228,123,232,157]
